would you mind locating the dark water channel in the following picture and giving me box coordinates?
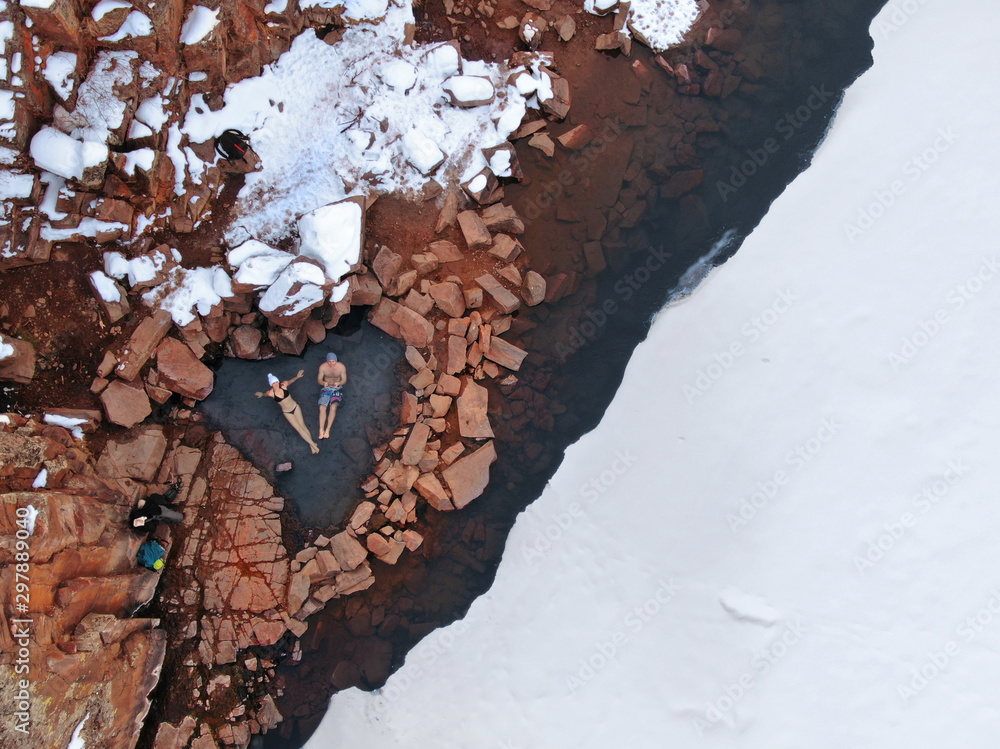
[241,0,892,745]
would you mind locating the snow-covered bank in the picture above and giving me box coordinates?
[307,0,1000,747]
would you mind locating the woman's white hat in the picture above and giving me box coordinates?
[267,373,279,386]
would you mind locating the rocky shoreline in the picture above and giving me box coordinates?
[0,0,889,746]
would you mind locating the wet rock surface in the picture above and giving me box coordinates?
[199,322,403,528]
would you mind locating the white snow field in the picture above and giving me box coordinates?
[308,0,1000,747]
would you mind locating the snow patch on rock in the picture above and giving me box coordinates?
[142,266,233,326]
[42,51,77,101]
[180,6,220,45]
[100,11,154,42]
[180,4,543,246]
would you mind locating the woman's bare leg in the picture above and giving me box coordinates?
[283,406,319,454]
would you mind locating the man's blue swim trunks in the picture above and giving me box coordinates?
[319,386,343,406]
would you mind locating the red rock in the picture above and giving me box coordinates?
[464,288,483,308]
[557,124,593,150]
[405,346,427,370]
[401,392,419,423]
[457,378,494,439]
[372,246,402,289]
[287,571,311,614]
[463,168,501,205]
[376,536,406,564]
[476,273,521,314]
[429,282,466,318]
[457,211,491,251]
[88,272,130,323]
[386,269,418,297]
[553,14,576,40]
[429,394,452,417]
[446,335,467,375]
[382,461,419,494]
[401,422,431,466]
[442,440,497,509]
[257,695,283,731]
[466,341,483,368]
[409,367,435,390]
[541,74,571,119]
[528,132,555,157]
[489,234,523,262]
[498,265,522,286]
[155,338,214,400]
[435,191,460,234]
[437,373,462,396]
[333,562,374,596]
[703,70,724,98]
[96,425,167,481]
[328,531,368,571]
[519,13,547,49]
[384,498,407,523]
[448,318,470,337]
[440,442,466,465]
[485,338,529,371]
[154,717,198,749]
[100,379,152,428]
[391,305,434,348]
[426,239,464,263]
[366,532,391,556]
[411,252,440,275]
[231,325,261,359]
[348,272,383,306]
[479,203,524,234]
[304,317,327,344]
[22,0,83,48]
[116,310,173,381]
[414,472,453,511]
[521,270,546,306]
[348,502,376,532]
[403,289,434,318]
[402,529,424,551]
[369,298,402,338]
[544,272,571,303]
[0,335,36,384]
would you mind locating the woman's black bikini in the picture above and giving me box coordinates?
[270,386,300,414]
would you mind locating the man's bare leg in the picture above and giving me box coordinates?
[322,404,338,439]
[318,404,329,439]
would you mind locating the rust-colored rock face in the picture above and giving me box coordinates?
[0,422,164,749]
[155,338,215,400]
